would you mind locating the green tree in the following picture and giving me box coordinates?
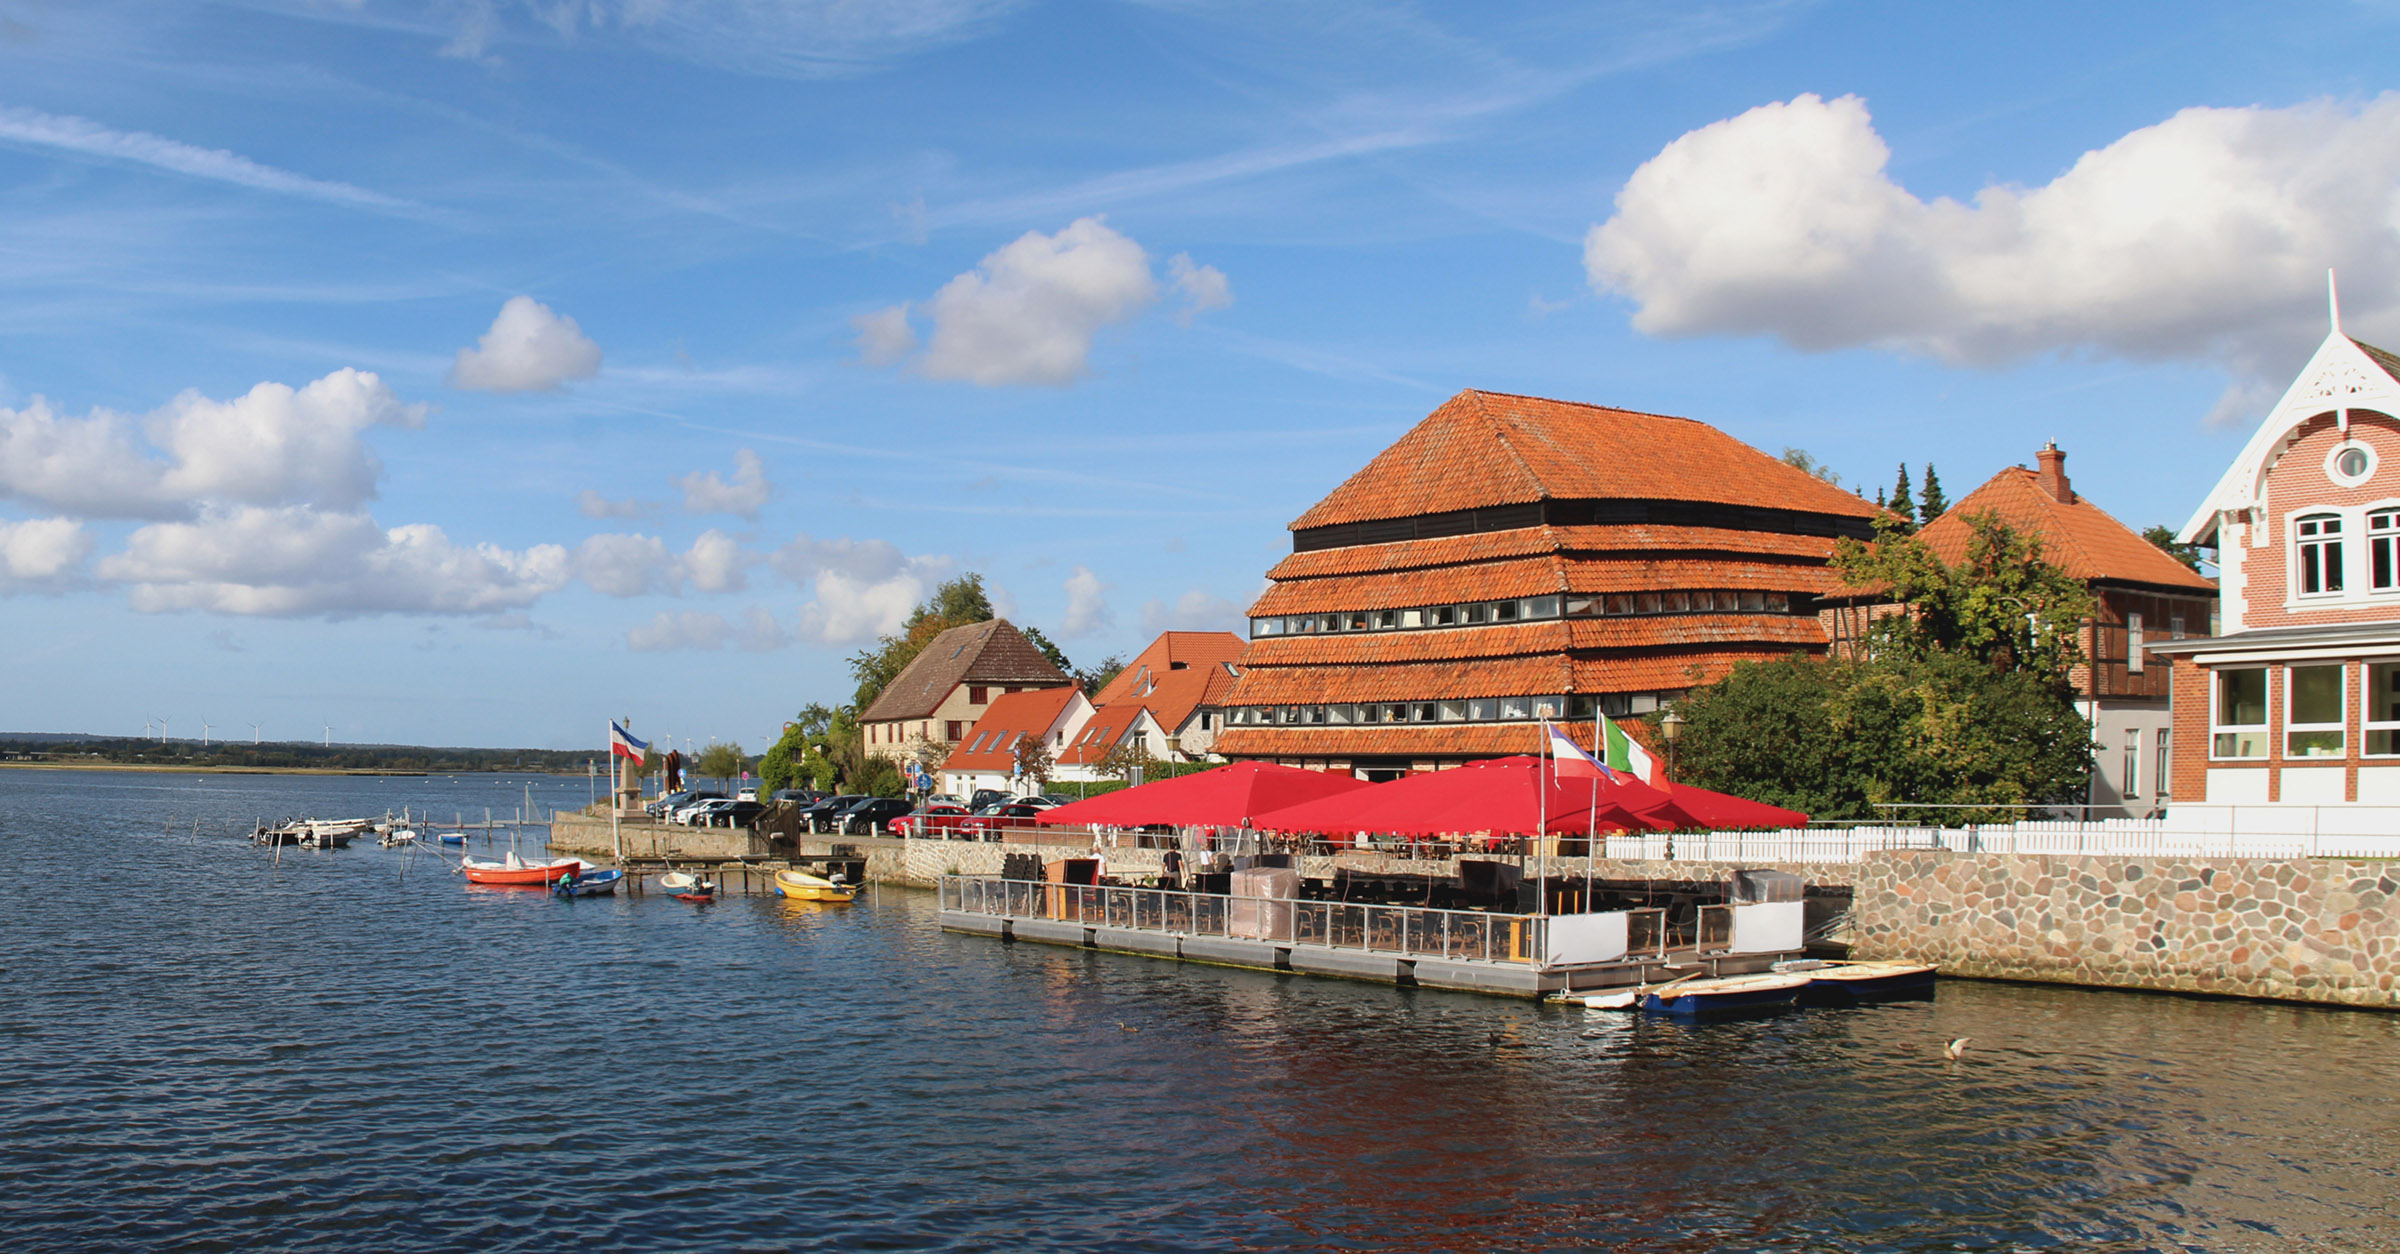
[697,741,746,789]
[1887,464,1916,535]
[2142,524,2208,573]
[1833,512,2095,686]
[1020,625,1072,674]
[1016,735,1055,789]
[1096,738,1155,783]
[1917,465,1947,523]
[1075,655,1127,696]
[1780,447,1841,486]
[847,573,997,708]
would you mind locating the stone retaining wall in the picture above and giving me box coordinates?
[1854,851,2400,1009]
[549,812,771,860]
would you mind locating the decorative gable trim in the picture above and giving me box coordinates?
[2181,332,2400,546]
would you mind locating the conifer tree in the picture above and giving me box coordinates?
[1919,466,1947,523]
[1883,463,1915,534]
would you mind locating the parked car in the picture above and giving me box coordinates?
[707,800,767,828]
[889,803,973,838]
[926,792,966,807]
[1039,793,1077,807]
[770,788,827,804]
[1009,796,1058,809]
[836,797,915,835]
[679,798,739,825]
[797,794,868,833]
[646,789,704,818]
[960,803,1050,840]
[968,788,1012,811]
[737,787,758,802]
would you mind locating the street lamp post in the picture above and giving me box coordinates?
[1658,708,1687,781]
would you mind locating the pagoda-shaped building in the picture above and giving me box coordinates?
[1212,389,1883,776]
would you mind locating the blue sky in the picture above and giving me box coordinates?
[3,1,2397,751]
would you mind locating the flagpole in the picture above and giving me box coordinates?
[1536,715,1547,922]
[1589,707,1601,908]
[609,719,624,867]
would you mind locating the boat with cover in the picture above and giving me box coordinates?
[1641,972,1810,1018]
[1790,960,1938,1005]
[659,870,718,901]
[550,867,625,898]
[434,831,467,845]
[772,868,859,902]
[461,852,588,887]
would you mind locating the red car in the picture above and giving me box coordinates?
[958,802,1051,840]
[889,804,974,838]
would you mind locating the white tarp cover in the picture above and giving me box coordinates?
[1729,901,1804,954]
[1227,867,1300,940]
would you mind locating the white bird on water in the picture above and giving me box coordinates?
[1944,1037,1971,1060]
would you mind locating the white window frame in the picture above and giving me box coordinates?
[2367,503,2400,593]
[2294,511,2346,598]
[2123,728,2140,798]
[2364,662,2400,759]
[2127,611,2144,674]
[2211,667,2268,761]
[2156,728,2172,798]
[2285,663,2346,760]
[2326,438,2377,488]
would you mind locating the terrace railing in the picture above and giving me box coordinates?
[939,875,1549,966]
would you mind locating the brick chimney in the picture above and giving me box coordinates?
[2034,441,2072,503]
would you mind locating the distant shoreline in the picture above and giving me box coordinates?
[0,761,577,778]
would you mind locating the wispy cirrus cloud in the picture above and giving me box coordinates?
[0,104,430,217]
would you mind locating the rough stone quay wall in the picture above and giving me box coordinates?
[549,813,770,860]
[1854,851,2400,1009]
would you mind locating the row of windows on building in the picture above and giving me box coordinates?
[2117,727,2173,800]
[1249,590,1797,639]
[1226,690,1679,728]
[2292,508,2400,595]
[2211,663,2400,759]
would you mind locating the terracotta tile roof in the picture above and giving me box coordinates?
[1091,631,1250,706]
[1056,664,1242,765]
[1264,524,1841,580]
[1919,467,2216,592]
[1224,657,1573,705]
[1236,616,1824,667]
[1215,723,1596,760]
[1571,650,1800,692]
[942,686,1084,773]
[1250,557,1837,616]
[1290,390,1880,531]
[2358,337,2400,383]
[858,619,1073,723]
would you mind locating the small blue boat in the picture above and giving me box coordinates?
[1795,961,1937,1006]
[435,831,468,845]
[551,868,624,898]
[1642,973,1809,1018]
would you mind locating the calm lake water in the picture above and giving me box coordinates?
[3,767,2397,1252]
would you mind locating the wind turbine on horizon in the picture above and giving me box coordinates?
[201,716,212,748]
[142,717,154,739]
[324,721,334,747]
[155,716,171,743]
[250,722,262,744]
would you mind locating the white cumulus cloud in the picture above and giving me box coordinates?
[1140,588,1243,635]
[97,506,570,617]
[680,528,751,593]
[1059,564,1111,637]
[865,217,1165,385]
[771,533,952,645]
[576,489,648,519]
[572,532,678,597]
[626,605,792,652]
[678,448,772,519]
[1585,92,2400,390]
[448,295,604,393]
[0,517,92,591]
[0,368,421,519]
[1168,252,1233,325]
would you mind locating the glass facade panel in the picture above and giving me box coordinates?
[2213,667,2267,758]
[2367,663,2400,757]
[2287,664,2344,757]
[2297,514,2344,595]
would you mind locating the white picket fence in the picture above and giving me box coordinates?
[1600,814,2400,865]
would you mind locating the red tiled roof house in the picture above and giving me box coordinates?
[858,619,1071,770]
[939,684,1092,798]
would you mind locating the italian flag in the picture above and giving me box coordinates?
[1601,716,1661,785]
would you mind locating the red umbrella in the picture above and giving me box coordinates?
[1654,782,1808,829]
[1034,761,1372,830]
[1252,756,1678,837]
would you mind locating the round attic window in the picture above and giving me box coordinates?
[2327,440,2376,488]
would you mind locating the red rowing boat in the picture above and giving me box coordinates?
[461,853,589,887]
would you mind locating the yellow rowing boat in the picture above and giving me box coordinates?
[774,868,860,902]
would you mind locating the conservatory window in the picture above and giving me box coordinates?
[2366,664,2400,757]
[2212,668,2267,759]
[2287,664,2345,758]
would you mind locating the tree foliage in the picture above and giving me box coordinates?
[1887,464,1916,534]
[1020,625,1072,674]
[1779,447,1841,486]
[1917,465,1947,523]
[697,741,746,788]
[2142,524,2209,573]
[846,573,997,709]
[1832,512,2095,686]
[1075,655,1126,696]
[1016,735,1055,788]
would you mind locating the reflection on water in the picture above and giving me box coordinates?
[2,768,2397,1252]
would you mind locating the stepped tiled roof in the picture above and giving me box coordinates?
[1919,467,2215,592]
[859,619,1070,722]
[1290,390,1879,530]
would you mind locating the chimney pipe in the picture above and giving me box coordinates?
[2035,442,2071,504]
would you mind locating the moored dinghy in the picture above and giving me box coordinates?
[1641,972,1810,1018]
[772,868,859,902]
[1792,960,1938,1005]
[659,870,717,902]
[461,851,588,887]
[550,867,624,898]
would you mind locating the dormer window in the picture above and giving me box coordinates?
[2297,513,2344,595]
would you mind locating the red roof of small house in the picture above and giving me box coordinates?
[1289,390,1879,531]
[1091,631,1247,706]
[942,686,1084,774]
[1057,664,1241,765]
[1919,463,2215,593]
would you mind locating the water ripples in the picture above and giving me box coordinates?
[3,769,2399,1251]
